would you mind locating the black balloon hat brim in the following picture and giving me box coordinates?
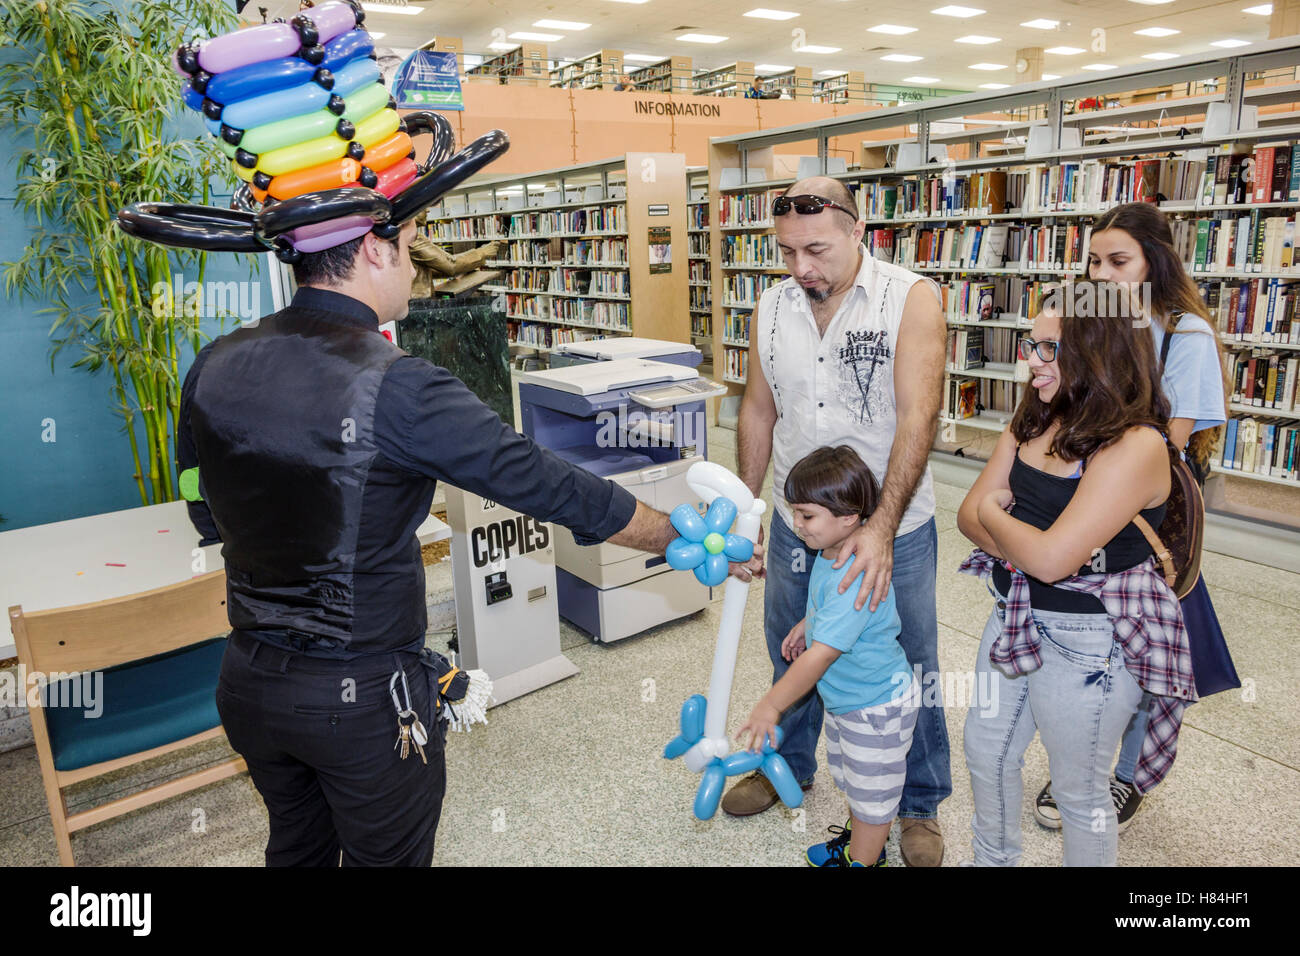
[116,112,508,262]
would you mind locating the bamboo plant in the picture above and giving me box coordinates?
[0,0,244,506]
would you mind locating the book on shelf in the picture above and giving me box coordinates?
[857,183,898,220]
[722,272,781,305]
[939,277,1054,323]
[1178,211,1300,274]
[945,377,980,420]
[724,348,749,383]
[891,221,1087,271]
[506,267,552,292]
[947,327,985,370]
[866,228,896,262]
[724,313,751,343]
[1218,415,1300,480]
[1134,159,1160,204]
[859,170,1008,219]
[1203,277,1300,343]
[720,191,775,227]
[980,378,1019,419]
[722,233,783,267]
[976,225,1010,269]
[563,237,628,266]
[1225,350,1300,411]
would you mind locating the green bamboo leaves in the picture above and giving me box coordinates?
[0,0,242,506]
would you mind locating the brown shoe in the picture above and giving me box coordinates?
[721,771,780,817]
[899,818,944,867]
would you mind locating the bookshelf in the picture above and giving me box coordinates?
[751,67,814,101]
[694,62,755,98]
[632,56,694,95]
[708,38,1300,541]
[705,147,793,391]
[550,49,624,90]
[424,153,689,357]
[813,71,866,105]
[466,43,549,86]
[687,169,713,364]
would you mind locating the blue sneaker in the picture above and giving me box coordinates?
[805,819,887,867]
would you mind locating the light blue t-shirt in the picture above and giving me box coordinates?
[805,554,913,714]
[1151,314,1227,436]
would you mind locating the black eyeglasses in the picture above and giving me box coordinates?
[1018,337,1061,362]
[773,194,858,222]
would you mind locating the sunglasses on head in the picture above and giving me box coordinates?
[773,194,858,221]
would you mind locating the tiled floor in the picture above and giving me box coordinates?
[1,423,1295,866]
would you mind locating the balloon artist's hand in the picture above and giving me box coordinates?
[832,518,895,612]
[780,618,806,662]
[737,700,781,754]
[728,523,765,582]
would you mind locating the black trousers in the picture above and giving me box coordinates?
[216,630,447,866]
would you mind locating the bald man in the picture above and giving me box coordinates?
[726,177,951,867]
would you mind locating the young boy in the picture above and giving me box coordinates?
[739,445,919,867]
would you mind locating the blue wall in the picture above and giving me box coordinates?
[0,11,265,531]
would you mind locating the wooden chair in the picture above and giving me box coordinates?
[9,569,247,866]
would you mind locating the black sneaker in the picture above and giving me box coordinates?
[1111,776,1144,832]
[1033,780,1062,829]
[1036,778,1144,833]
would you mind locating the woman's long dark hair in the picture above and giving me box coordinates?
[1011,279,1171,462]
[1089,202,1227,468]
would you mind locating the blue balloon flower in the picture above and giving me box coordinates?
[664,497,755,587]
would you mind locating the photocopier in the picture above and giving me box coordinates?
[517,338,727,642]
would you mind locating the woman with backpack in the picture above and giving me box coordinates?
[956,280,1196,866]
[1031,202,1231,834]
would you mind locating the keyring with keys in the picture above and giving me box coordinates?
[389,667,429,764]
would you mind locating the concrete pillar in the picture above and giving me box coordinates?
[1015,47,1044,83]
[1270,0,1300,38]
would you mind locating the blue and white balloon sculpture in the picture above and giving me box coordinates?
[662,461,804,820]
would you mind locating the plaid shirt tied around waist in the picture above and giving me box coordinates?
[958,549,1197,795]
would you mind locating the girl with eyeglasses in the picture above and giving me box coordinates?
[955,280,1195,866]
[1030,202,1230,834]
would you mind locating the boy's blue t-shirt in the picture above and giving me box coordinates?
[805,554,913,714]
[1150,315,1226,436]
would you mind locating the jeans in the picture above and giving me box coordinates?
[763,509,951,818]
[216,630,447,866]
[964,597,1143,866]
[1114,693,1152,784]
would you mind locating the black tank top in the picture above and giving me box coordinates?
[990,449,1167,613]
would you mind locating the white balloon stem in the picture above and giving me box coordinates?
[701,507,763,746]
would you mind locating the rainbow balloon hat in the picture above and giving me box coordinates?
[117,0,507,260]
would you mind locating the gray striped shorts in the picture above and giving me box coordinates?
[823,680,921,825]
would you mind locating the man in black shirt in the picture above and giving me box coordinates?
[179,220,739,865]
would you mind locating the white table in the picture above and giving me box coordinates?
[0,500,450,660]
